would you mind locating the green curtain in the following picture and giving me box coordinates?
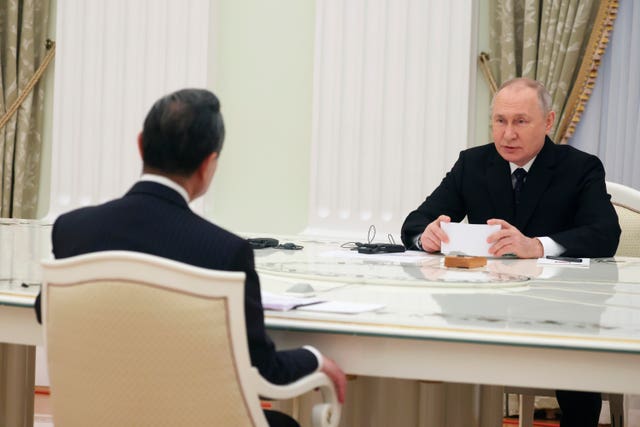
[489,0,599,141]
[0,0,50,218]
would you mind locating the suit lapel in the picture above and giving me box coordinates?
[486,147,515,223]
[514,137,556,230]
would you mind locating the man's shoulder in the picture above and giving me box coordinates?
[190,213,248,248]
[461,143,497,155]
[547,142,601,167]
[458,143,500,164]
[54,198,121,226]
[552,142,594,157]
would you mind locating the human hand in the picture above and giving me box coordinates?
[420,215,451,252]
[321,356,347,404]
[486,219,543,259]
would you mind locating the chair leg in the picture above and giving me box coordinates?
[518,394,534,427]
[609,394,624,427]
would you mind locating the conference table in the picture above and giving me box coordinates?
[0,280,42,427]
[254,235,640,426]
[2,233,640,426]
[0,219,49,427]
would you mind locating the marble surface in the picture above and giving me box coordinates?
[0,219,51,309]
[254,236,640,354]
[0,280,40,308]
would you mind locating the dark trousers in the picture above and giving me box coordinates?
[556,390,602,427]
[264,410,300,427]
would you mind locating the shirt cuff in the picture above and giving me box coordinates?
[537,236,565,257]
[303,345,323,372]
[413,234,423,251]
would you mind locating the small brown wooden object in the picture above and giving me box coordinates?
[444,255,487,268]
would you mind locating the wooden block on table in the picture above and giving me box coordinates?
[444,255,487,268]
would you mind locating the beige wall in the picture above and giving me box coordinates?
[206,0,492,236]
[38,0,492,235]
[205,1,316,235]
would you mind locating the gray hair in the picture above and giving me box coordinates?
[492,78,553,115]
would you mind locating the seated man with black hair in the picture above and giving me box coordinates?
[36,88,346,427]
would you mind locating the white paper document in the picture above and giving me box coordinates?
[297,301,385,314]
[261,291,324,311]
[537,257,591,268]
[440,222,500,257]
[320,249,428,264]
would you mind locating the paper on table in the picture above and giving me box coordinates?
[537,257,590,268]
[297,301,385,314]
[441,222,500,257]
[261,291,324,311]
[320,250,428,264]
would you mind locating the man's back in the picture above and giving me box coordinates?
[38,88,346,425]
[50,180,320,385]
[53,181,245,270]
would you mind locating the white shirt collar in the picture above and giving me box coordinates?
[139,174,190,203]
[509,157,536,174]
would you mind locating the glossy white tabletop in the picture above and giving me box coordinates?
[254,236,640,354]
[0,280,39,308]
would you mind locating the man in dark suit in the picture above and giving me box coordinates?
[401,78,620,427]
[36,88,346,427]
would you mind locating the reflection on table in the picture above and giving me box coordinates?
[256,237,639,352]
[254,236,640,426]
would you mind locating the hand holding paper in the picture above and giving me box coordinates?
[441,222,500,257]
[486,218,544,258]
[420,214,452,252]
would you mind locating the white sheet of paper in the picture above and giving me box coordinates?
[440,222,500,257]
[261,291,324,311]
[537,257,591,268]
[296,301,385,314]
[320,250,428,264]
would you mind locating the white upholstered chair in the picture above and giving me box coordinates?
[509,182,640,427]
[607,181,640,257]
[41,251,340,427]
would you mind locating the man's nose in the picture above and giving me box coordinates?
[504,124,516,139]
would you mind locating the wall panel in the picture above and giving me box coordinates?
[307,0,477,238]
[47,0,210,219]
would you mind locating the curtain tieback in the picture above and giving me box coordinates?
[0,39,57,131]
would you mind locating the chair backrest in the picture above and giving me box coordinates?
[607,182,640,257]
[42,251,268,427]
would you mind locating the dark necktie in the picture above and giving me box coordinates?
[513,168,527,207]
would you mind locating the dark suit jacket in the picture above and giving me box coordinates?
[36,181,318,385]
[401,138,620,257]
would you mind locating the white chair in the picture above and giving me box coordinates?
[41,251,340,427]
[509,182,640,427]
[607,181,640,257]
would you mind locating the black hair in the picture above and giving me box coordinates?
[141,88,225,176]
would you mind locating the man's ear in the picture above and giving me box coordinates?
[545,111,556,134]
[137,133,144,159]
[207,151,219,174]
